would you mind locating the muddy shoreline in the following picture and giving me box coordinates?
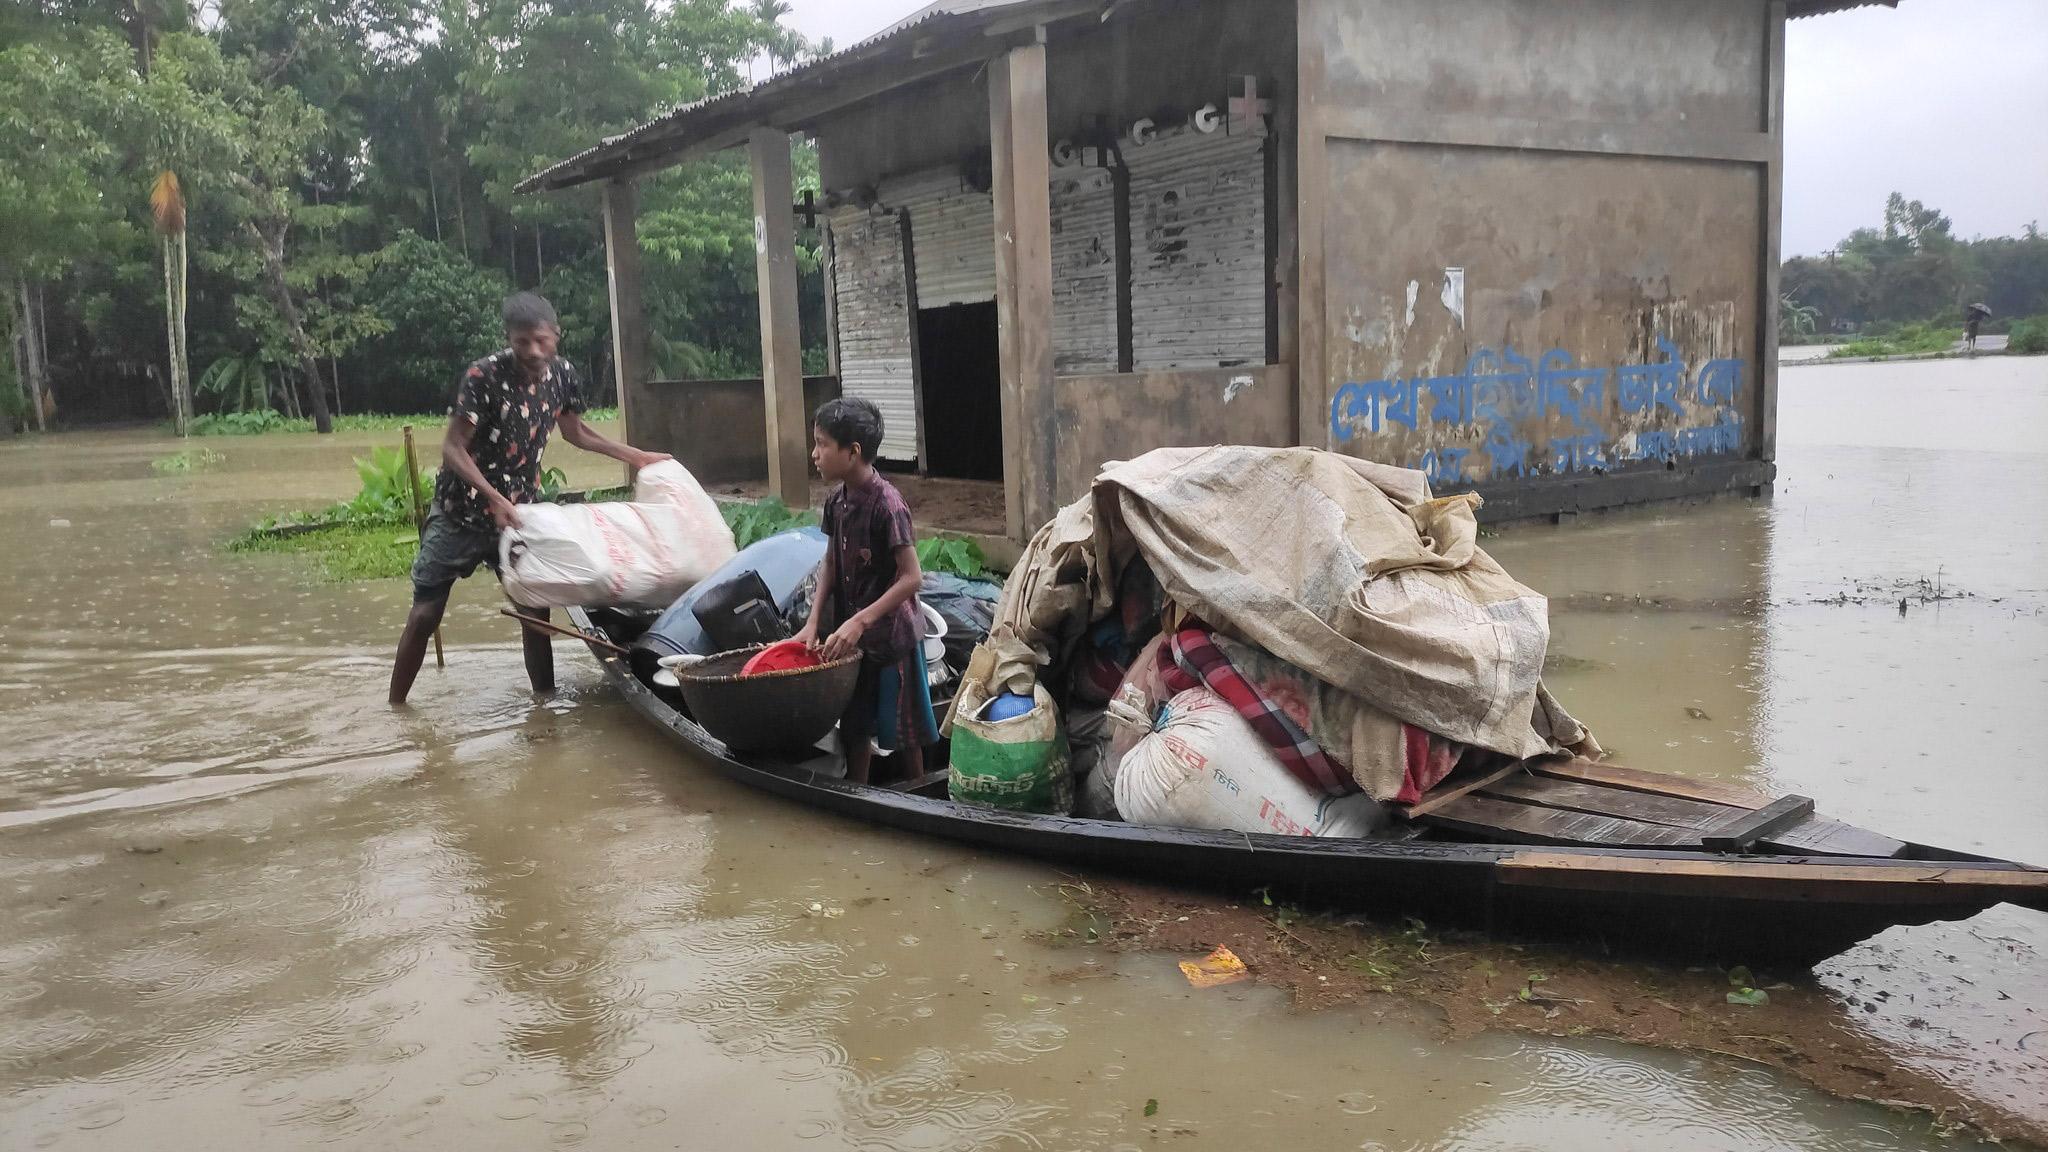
[1047,876,2047,1148]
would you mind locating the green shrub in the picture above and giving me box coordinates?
[197,355,272,414]
[538,466,569,499]
[917,535,988,580]
[2007,316,2048,355]
[1828,323,1960,359]
[0,383,25,433]
[190,410,300,435]
[721,498,817,549]
[338,446,434,525]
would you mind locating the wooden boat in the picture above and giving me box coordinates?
[569,607,2048,967]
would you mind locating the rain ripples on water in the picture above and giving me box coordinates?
[2,368,2042,1148]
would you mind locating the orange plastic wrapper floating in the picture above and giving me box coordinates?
[1177,945,1249,988]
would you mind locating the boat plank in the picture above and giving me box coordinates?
[1705,794,1815,852]
[1420,794,1702,848]
[1763,816,1907,858]
[1479,775,1743,831]
[1399,760,1527,819]
[888,769,952,798]
[1498,850,2048,902]
[1532,759,1774,810]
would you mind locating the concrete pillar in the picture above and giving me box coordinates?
[1757,0,1787,466]
[601,179,650,461]
[749,128,810,510]
[989,38,1057,541]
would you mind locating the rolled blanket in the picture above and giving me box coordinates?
[1160,628,1358,796]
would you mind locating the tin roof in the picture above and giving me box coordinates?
[519,0,1902,193]
[517,0,1096,192]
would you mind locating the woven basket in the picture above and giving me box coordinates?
[674,646,862,754]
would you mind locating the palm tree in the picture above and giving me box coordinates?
[151,168,191,435]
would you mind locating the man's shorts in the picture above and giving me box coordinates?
[410,506,501,603]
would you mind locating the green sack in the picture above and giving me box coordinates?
[949,680,1074,815]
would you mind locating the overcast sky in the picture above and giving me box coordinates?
[773,0,2045,257]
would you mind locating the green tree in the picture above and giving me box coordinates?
[348,230,509,411]
[0,0,827,428]
[0,29,139,429]
[1781,194,2048,335]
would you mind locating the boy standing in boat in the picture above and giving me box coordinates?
[388,293,669,705]
[795,398,937,785]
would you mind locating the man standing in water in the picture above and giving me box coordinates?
[388,293,669,704]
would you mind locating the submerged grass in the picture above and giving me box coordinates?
[228,521,420,582]
[151,447,226,474]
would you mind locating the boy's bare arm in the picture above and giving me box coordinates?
[795,547,835,647]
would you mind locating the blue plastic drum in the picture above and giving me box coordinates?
[632,528,826,673]
[981,692,1038,723]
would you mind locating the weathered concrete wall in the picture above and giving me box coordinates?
[1317,0,1766,132]
[1298,0,1781,516]
[1322,144,1759,490]
[625,376,839,485]
[1051,365,1295,505]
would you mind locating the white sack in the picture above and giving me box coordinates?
[1077,632,1173,819]
[499,460,736,609]
[1113,687,1388,839]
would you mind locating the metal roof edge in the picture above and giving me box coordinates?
[518,0,1085,194]
[1786,0,1898,19]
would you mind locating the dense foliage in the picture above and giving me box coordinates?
[1782,194,2048,339]
[2009,317,2048,356]
[2,0,829,431]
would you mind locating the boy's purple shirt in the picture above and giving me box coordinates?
[822,471,920,663]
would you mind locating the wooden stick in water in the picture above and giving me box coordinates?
[498,608,633,657]
[402,425,445,668]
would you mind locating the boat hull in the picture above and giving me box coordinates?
[569,609,2048,967]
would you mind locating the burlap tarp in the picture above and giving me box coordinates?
[964,446,1594,766]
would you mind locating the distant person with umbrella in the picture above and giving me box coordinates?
[1965,303,1992,353]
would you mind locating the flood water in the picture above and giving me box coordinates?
[2,361,2044,1151]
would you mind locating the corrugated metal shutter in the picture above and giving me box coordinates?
[826,204,919,463]
[886,168,997,309]
[1050,163,1119,374]
[1126,125,1269,370]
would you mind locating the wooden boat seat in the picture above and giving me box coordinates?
[1400,758,1907,857]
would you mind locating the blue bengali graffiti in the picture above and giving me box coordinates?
[1329,335,1746,486]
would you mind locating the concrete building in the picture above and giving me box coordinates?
[522,0,1894,541]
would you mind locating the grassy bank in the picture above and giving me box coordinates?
[185,407,620,436]
[1826,323,1959,360]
